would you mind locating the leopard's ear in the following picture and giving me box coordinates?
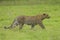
[43,13,46,15]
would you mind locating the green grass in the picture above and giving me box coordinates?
[0,0,60,5]
[0,5,60,40]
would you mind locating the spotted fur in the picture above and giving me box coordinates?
[4,13,50,30]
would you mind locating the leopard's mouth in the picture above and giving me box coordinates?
[47,16,50,19]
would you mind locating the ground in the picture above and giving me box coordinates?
[0,4,60,40]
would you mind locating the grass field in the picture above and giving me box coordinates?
[0,4,60,40]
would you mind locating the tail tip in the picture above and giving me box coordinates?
[4,26,8,29]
